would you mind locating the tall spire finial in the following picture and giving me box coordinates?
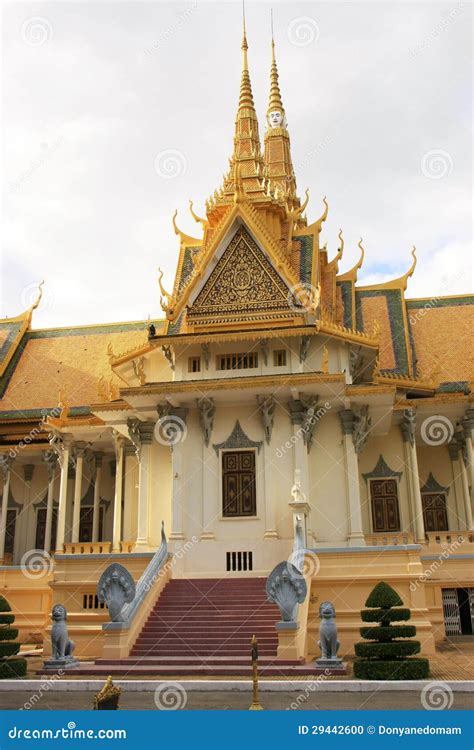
[266,16,285,124]
[263,11,298,204]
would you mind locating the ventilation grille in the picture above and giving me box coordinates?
[83,593,107,611]
[226,550,253,572]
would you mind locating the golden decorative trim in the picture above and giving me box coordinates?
[120,372,346,398]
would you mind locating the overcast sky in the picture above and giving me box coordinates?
[1,1,472,328]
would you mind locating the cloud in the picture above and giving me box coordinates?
[1,1,471,328]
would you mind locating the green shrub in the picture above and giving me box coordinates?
[355,640,420,659]
[353,658,430,681]
[0,596,26,680]
[0,628,19,642]
[361,608,411,623]
[360,625,416,641]
[0,658,27,679]
[353,582,430,681]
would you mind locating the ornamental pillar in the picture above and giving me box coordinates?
[462,409,474,506]
[197,398,216,540]
[401,409,425,542]
[156,407,188,541]
[112,434,125,551]
[257,395,278,539]
[53,434,73,552]
[449,438,473,531]
[129,420,155,549]
[338,409,366,546]
[92,452,103,543]
[43,450,58,553]
[123,442,138,542]
[287,400,310,501]
[71,444,86,543]
[0,455,14,562]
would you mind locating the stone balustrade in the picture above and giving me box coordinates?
[365,532,416,547]
[62,542,112,555]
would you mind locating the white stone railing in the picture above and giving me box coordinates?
[365,532,416,547]
[62,542,112,555]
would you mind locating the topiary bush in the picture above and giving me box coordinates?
[0,596,27,679]
[353,582,429,680]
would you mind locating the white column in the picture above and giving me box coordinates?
[43,451,58,552]
[135,422,155,549]
[55,435,73,551]
[0,455,13,562]
[401,410,425,542]
[71,446,85,543]
[339,410,365,545]
[201,442,216,540]
[288,401,310,501]
[462,409,474,506]
[449,440,473,531]
[123,444,138,542]
[170,441,185,540]
[263,441,278,539]
[92,452,103,543]
[112,434,125,552]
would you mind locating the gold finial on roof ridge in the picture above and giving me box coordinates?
[31,280,45,311]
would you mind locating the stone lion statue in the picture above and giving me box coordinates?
[51,604,75,660]
[318,601,340,661]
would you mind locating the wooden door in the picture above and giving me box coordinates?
[222,450,256,517]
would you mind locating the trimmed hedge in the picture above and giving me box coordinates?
[361,608,410,623]
[0,658,28,680]
[360,625,416,641]
[353,582,430,681]
[353,658,430,681]
[0,596,26,680]
[0,628,18,642]
[355,640,420,659]
[365,582,403,609]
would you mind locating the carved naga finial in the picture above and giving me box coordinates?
[189,200,208,230]
[315,195,329,233]
[157,268,175,317]
[31,280,45,311]
[356,238,365,272]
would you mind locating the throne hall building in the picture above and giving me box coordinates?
[0,27,473,671]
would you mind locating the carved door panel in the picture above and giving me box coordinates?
[222,450,256,517]
[35,508,58,552]
[79,507,104,542]
[370,479,400,532]
[4,509,17,557]
[422,493,448,532]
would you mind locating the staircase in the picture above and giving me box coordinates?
[69,577,315,676]
[132,577,279,659]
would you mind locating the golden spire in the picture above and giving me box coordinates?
[263,17,298,204]
[214,6,266,206]
[267,13,285,122]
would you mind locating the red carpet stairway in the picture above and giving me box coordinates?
[73,577,314,676]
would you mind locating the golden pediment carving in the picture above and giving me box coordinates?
[187,227,299,325]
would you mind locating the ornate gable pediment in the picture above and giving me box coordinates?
[186,226,303,328]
